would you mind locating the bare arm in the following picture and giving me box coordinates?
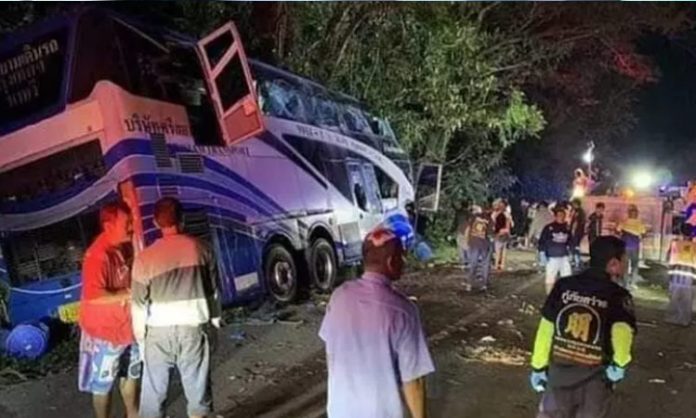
[87,289,130,305]
[402,377,427,418]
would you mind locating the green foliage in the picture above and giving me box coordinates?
[285,4,544,161]
[282,3,545,241]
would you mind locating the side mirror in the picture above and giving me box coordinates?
[415,163,443,212]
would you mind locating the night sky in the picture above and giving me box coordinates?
[631,32,696,184]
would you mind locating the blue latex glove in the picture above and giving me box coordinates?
[605,364,626,383]
[530,369,548,393]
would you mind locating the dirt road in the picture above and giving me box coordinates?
[1,250,695,418]
[222,251,696,418]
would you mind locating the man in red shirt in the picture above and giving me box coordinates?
[78,201,141,418]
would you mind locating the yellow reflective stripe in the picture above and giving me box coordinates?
[611,322,634,367]
[531,318,554,370]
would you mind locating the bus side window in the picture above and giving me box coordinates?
[375,167,398,200]
[354,183,367,212]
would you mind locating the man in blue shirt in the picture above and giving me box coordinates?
[539,208,572,295]
[319,227,435,418]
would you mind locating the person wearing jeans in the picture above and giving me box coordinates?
[568,199,586,270]
[539,208,572,295]
[132,198,222,418]
[529,201,553,271]
[465,205,493,291]
[454,201,472,268]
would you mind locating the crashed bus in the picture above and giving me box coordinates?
[0,10,438,326]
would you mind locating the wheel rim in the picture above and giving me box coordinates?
[271,260,294,295]
[315,250,334,287]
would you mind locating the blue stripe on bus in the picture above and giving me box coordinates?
[137,195,293,240]
[103,138,287,215]
[130,173,277,219]
[170,146,287,214]
[103,138,153,168]
[1,138,287,217]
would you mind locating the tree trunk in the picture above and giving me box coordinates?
[250,2,289,64]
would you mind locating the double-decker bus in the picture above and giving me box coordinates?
[0,9,434,325]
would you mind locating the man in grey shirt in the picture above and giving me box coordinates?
[132,197,221,418]
[320,226,435,418]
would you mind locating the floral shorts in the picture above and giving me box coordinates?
[78,332,142,395]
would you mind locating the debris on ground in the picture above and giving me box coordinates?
[230,330,247,342]
[479,336,497,344]
[458,345,528,366]
[518,301,538,316]
[677,362,696,370]
[429,330,451,343]
[0,367,28,382]
[649,378,666,384]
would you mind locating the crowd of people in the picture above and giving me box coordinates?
[455,197,651,295]
[79,193,646,418]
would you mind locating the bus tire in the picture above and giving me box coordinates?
[309,238,338,293]
[263,244,298,303]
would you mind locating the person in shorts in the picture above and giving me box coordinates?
[539,207,572,295]
[492,198,512,271]
[78,201,141,418]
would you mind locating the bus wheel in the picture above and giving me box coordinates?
[309,238,338,293]
[264,244,298,303]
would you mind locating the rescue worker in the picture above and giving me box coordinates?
[464,205,493,292]
[664,224,696,326]
[617,205,647,290]
[530,236,636,418]
[539,207,572,295]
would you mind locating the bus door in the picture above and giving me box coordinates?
[197,22,265,146]
[347,160,383,238]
